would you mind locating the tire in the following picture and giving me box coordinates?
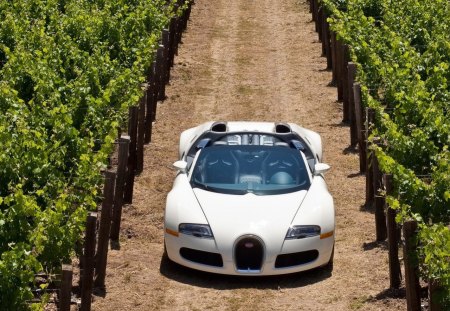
[163,238,168,259]
[324,245,334,272]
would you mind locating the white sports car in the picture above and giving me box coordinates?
[164,121,335,275]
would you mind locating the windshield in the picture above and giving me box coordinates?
[190,145,311,195]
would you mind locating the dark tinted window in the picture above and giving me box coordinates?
[191,145,310,195]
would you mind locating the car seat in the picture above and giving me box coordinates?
[204,150,238,184]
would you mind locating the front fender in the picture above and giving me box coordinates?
[290,176,335,235]
[164,174,209,233]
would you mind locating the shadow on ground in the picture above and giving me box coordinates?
[159,254,332,290]
[360,201,374,214]
[362,240,388,251]
[372,287,406,300]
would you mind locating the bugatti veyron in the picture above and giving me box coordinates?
[164,121,335,275]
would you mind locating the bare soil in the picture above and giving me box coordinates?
[92,0,407,310]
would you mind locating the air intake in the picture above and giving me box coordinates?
[275,123,291,133]
[275,250,319,268]
[211,121,227,132]
[180,248,223,267]
[234,235,264,273]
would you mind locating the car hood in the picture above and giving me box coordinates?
[192,188,307,260]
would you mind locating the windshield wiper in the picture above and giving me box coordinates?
[191,182,247,195]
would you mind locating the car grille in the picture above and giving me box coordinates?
[275,250,319,268]
[179,247,223,267]
[234,236,264,272]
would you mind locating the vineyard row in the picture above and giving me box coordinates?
[0,0,192,309]
[308,0,449,309]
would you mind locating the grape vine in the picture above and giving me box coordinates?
[321,0,449,306]
[0,0,179,309]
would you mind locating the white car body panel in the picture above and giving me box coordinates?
[165,174,209,231]
[165,231,334,275]
[166,121,334,275]
[179,121,323,160]
[289,123,323,161]
[192,189,308,263]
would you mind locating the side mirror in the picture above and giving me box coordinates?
[173,160,188,173]
[314,163,330,175]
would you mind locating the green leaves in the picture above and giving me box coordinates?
[0,242,42,310]
[322,0,450,306]
[0,0,178,308]
[419,224,450,306]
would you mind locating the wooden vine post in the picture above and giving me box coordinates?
[314,0,320,34]
[144,77,155,143]
[335,39,343,101]
[365,107,375,206]
[124,106,138,204]
[347,62,357,146]
[80,213,97,311]
[319,7,325,55]
[162,29,171,84]
[384,174,401,288]
[311,0,317,28]
[150,60,158,122]
[156,45,166,101]
[318,6,324,51]
[341,44,350,123]
[429,279,444,311]
[94,171,116,289]
[323,11,332,70]
[110,136,130,240]
[182,0,191,30]
[353,82,366,173]
[136,94,146,174]
[169,17,178,66]
[372,138,387,241]
[174,3,182,55]
[59,264,73,311]
[403,220,421,311]
[330,31,338,86]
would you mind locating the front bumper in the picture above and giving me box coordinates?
[164,231,334,275]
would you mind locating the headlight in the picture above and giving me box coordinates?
[285,225,321,239]
[179,223,214,239]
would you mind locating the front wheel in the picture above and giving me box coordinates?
[324,245,334,272]
[163,238,168,259]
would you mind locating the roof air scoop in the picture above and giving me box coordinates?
[211,121,227,132]
[275,123,291,134]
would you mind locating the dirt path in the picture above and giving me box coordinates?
[92,0,406,310]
